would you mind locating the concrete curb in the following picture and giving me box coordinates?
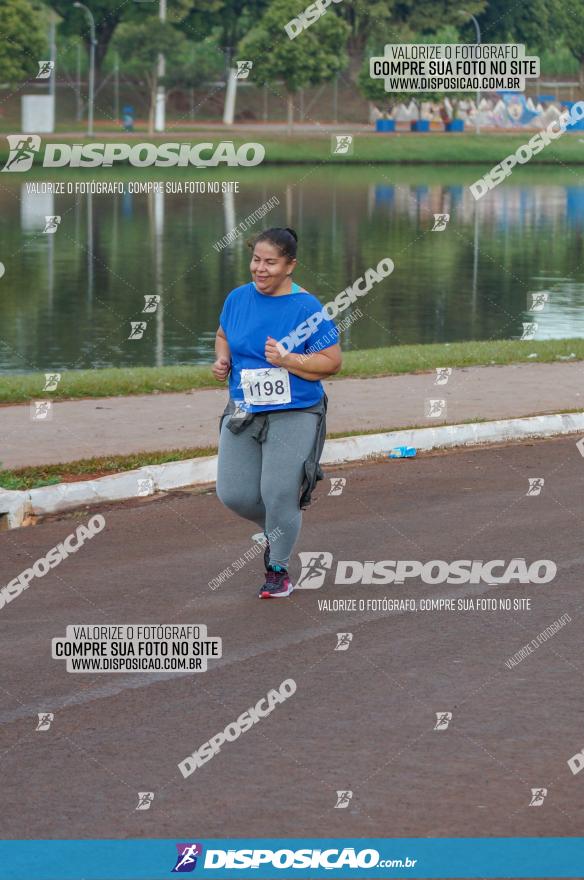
[2,411,583,530]
[320,411,584,464]
[0,489,33,530]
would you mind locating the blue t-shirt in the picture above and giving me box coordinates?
[219,281,339,413]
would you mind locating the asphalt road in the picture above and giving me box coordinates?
[1,435,583,852]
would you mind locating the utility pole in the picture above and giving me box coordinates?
[459,10,482,134]
[114,51,119,122]
[76,41,82,121]
[48,13,56,131]
[222,46,237,126]
[74,3,96,137]
[154,0,167,132]
[48,15,56,99]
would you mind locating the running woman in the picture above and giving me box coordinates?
[213,227,342,598]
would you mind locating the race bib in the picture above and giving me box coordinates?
[240,367,291,406]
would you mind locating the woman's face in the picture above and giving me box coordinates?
[250,240,296,294]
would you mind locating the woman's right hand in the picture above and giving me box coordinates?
[212,356,231,381]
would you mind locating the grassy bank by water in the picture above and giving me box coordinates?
[1,338,582,404]
[4,132,584,166]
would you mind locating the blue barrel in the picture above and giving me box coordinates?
[445,119,465,132]
[375,119,396,132]
[374,185,395,204]
[567,187,584,225]
[410,120,429,132]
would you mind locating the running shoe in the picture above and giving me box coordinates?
[258,564,294,599]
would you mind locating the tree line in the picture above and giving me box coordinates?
[1,0,582,129]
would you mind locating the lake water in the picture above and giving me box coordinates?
[1,165,583,373]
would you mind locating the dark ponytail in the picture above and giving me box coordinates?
[249,227,298,260]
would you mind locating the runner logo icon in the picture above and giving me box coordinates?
[43,373,61,391]
[172,843,203,872]
[434,367,452,385]
[32,400,52,420]
[128,321,147,340]
[137,478,155,497]
[335,790,353,808]
[135,792,154,811]
[521,321,537,340]
[530,292,549,311]
[36,61,54,79]
[335,632,353,651]
[333,135,353,154]
[431,213,450,231]
[425,398,446,418]
[434,711,452,730]
[526,477,544,496]
[295,552,333,589]
[36,712,54,731]
[2,135,41,172]
[43,215,61,234]
[236,60,253,79]
[529,788,547,806]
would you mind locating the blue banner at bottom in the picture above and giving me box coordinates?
[0,838,583,879]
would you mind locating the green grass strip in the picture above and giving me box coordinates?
[0,447,216,491]
[3,132,584,165]
[1,338,583,404]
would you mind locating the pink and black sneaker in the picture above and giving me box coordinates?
[258,564,294,599]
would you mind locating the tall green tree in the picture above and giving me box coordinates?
[337,0,485,80]
[391,0,485,33]
[336,0,397,77]
[240,0,350,130]
[48,0,129,76]
[358,24,467,106]
[179,0,269,62]
[47,0,191,76]
[554,0,584,87]
[112,19,186,133]
[163,36,225,98]
[475,0,560,51]
[0,0,46,82]
[178,0,272,124]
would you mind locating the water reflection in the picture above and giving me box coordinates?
[1,172,584,372]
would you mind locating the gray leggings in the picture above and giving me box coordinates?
[216,410,320,569]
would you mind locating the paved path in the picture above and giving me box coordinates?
[53,123,375,136]
[0,437,581,842]
[2,362,583,469]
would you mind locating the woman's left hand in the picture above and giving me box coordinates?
[265,336,289,367]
